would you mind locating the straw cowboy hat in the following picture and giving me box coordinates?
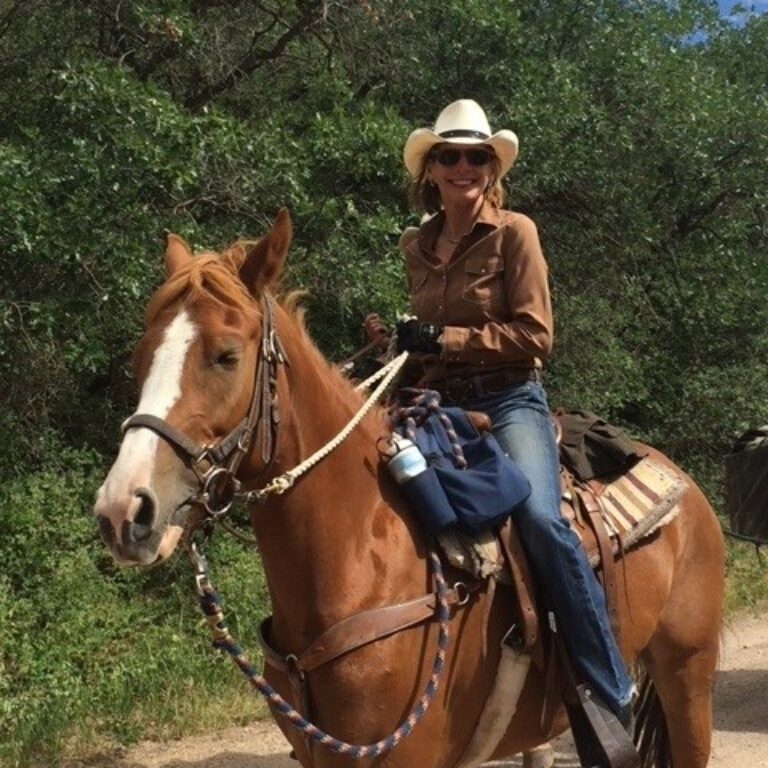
[403,99,519,178]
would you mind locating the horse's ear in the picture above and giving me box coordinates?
[240,208,292,296]
[164,232,193,276]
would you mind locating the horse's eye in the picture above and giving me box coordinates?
[213,350,239,370]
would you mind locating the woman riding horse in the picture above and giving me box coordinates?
[366,99,635,765]
[94,209,724,767]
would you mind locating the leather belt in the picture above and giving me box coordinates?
[431,368,541,405]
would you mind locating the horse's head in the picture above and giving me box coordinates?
[94,209,292,566]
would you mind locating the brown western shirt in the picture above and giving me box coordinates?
[399,203,553,384]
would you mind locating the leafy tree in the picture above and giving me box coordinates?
[1,1,767,761]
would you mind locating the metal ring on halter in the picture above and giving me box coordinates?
[202,467,240,517]
[454,581,470,607]
[284,653,306,681]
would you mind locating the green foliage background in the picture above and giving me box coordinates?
[1,1,767,764]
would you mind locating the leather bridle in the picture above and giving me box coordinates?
[122,292,287,518]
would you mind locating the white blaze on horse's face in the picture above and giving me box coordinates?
[138,310,198,423]
[94,309,198,565]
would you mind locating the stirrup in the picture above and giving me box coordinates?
[570,684,640,768]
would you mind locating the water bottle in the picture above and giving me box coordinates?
[384,434,429,483]
[384,433,457,533]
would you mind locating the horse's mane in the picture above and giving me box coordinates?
[279,291,367,408]
[145,242,256,324]
[144,242,364,406]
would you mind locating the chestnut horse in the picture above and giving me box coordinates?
[95,210,725,768]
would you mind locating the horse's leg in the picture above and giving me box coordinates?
[644,636,719,767]
[641,509,724,767]
[522,743,555,768]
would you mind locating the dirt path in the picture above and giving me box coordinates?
[95,612,767,768]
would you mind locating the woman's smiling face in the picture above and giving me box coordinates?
[427,144,495,208]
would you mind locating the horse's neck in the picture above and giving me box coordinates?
[265,318,379,496]
[250,323,424,647]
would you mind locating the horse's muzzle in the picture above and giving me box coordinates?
[96,488,165,566]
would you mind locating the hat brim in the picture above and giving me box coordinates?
[403,128,519,178]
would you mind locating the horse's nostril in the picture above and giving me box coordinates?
[134,489,156,528]
[126,489,157,543]
[98,515,115,546]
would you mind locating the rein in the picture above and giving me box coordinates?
[244,349,409,503]
[190,540,458,758]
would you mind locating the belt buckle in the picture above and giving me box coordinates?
[444,380,466,405]
[469,374,483,398]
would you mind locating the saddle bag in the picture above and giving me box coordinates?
[394,407,531,535]
[724,426,768,544]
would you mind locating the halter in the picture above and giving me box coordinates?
[122,292,287,518]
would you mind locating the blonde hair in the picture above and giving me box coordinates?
[407,148,506,214]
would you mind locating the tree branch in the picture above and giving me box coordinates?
[184,2,325,111]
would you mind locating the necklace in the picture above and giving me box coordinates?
[441,221,477,245]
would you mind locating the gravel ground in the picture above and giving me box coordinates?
[92,611,767,768]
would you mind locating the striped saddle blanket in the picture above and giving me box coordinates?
[439,455,687,579]
[564,455,686,561]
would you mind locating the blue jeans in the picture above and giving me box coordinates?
[463,380,634,714]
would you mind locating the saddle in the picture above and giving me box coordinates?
[442,409,685,648]
[439,408,685,768]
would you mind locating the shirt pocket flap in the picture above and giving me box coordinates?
[464,253,504,276]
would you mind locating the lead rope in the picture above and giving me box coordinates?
[191,542,451,757]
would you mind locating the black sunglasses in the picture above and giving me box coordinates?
[432,147,494,167]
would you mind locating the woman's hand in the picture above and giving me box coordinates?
[363,313,391,351]
[395,319,443,353]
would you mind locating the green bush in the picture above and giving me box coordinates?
[0,2,767,764]
[0,445,269,767]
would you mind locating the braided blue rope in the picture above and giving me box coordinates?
[395,388,468,469]
[197,549,451,758]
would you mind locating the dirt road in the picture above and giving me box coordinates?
[101,612,767,768]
